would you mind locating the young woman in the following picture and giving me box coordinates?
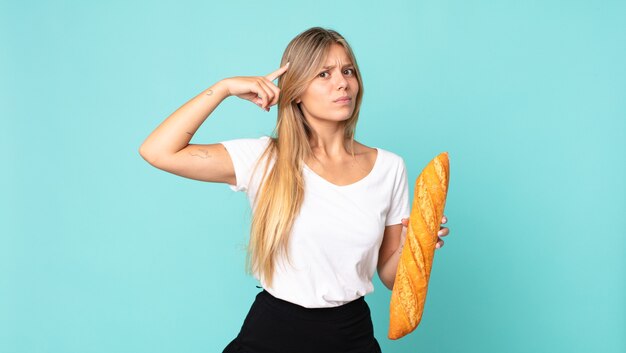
[139,27,450,353]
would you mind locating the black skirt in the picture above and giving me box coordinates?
[223,289,383,353]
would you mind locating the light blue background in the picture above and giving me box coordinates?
[1,1,624,352]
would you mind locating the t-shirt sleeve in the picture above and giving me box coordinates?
[219,136,270,193]
[385,157,411,226]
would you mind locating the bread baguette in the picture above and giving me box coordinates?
[388,152,450,340]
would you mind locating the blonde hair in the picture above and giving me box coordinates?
[246,27,364,287]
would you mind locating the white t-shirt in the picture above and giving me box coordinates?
[220,136,410,308]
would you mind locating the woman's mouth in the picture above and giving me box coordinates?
[334,96,352,104]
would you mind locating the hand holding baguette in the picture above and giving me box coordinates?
[400,215,449,251]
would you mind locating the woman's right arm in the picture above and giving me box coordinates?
[138,63,287,184]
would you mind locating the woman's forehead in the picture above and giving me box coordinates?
[322,44,352,66]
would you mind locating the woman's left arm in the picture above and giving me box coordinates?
[377,215,450,290]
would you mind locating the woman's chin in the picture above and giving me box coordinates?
[304,110,354,124]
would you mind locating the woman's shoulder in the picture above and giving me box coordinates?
[354,141,405,166]
[219,135,274,166]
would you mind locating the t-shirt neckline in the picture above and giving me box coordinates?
[303,148,381,188]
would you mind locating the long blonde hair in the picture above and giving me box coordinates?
[246,27,365,287]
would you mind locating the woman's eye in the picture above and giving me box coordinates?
[344,68,354,75]
[319,71,329,78]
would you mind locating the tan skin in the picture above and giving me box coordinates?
[139,46,451,291]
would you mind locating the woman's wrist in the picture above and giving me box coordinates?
[206,79,231,100]
[218,79,234,97]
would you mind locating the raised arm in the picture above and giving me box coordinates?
[138,63,289,184]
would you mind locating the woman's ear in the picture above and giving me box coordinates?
[295,98,302,104]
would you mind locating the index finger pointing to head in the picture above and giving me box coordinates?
[265,62,290,81]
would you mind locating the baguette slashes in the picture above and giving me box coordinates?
[388,152,450,340]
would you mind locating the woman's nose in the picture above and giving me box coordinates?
[335,73,349,90]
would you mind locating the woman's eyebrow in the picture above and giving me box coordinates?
[322,63,354,69]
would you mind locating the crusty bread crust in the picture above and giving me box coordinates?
[388,152,450,340]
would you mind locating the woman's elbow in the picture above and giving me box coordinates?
[138,145,159,166]
[383,278,395,291]
[378,270,395,291]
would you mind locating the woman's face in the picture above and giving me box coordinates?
[297,44,359,124]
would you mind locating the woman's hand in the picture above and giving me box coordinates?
[221,62,290,112]
[400,215,450,249]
